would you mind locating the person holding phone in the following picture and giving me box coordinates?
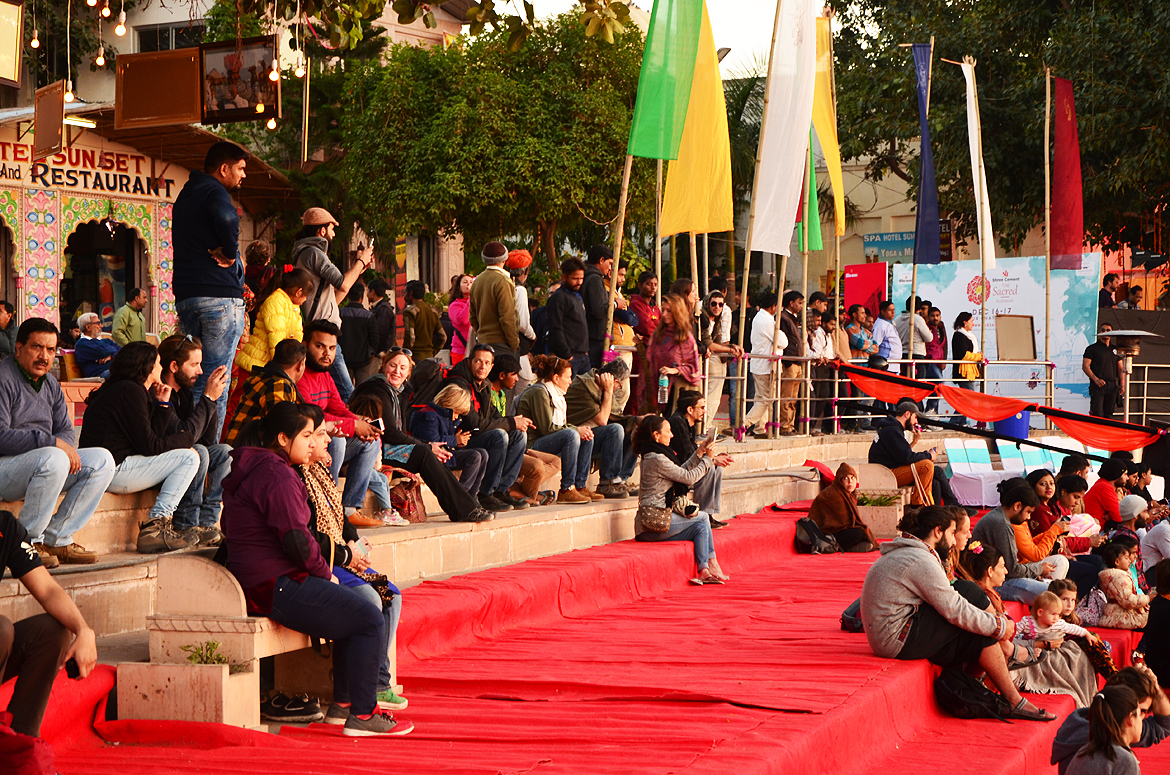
[409,384,489,494]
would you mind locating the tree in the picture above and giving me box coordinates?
[341,13,653,271]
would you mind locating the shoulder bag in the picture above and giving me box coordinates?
[637,503,673,533]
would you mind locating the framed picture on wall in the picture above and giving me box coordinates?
[0,0,23,88]
[200,35,280,125]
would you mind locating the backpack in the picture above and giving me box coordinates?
[932,667,1012,722]
[794,517,841,555]
[531,305,550,356]
[1075,586,1108,627]
[840,598,864,632]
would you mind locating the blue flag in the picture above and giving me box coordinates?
[912,43,940,265]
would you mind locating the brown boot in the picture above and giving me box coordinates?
[583,489,605,501]
[42,542,98,564]
[556,488,590,504]
[32,544,60,570]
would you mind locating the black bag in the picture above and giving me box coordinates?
[794,517,841,555]
[840,598,863,632]
[932,667,1012,722]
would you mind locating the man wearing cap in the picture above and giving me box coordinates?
[506,249,538,401]
[869,399,967,511]
[581,244,615,369]
[468,241,519,359]
[173,141,250,437]
[292,207,373,402]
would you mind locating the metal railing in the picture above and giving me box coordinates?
[1123,364,1170,426]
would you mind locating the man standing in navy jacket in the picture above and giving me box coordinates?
[172,141,248,439]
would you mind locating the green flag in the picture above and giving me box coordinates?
[796,129,824,251]
[626,0,704,160]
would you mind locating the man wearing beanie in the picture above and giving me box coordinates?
[292,207,373,401]
[581,244,614,369]
[469,241,519,358]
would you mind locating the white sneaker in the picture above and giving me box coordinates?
[379,508,409,526]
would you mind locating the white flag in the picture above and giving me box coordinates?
[746,0,818,257]
[961,61,996,271]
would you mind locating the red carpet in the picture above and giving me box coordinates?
[8,507,1170,774]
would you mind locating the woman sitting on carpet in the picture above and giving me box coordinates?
[807,463,877,552]
[298,406,408,714]
[959,543,1099,707]
[632,414,729,584]
[220,402,410,737]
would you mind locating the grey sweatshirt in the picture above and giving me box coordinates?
[0,356,75,455]
[293,236,343,327]
[638,451,713,510]
[1063,746,1141,775]
[860,534,1007,658]
[970,506,1038,579]
[1052,708,1170,774]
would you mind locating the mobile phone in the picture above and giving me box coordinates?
[372,417,385,432]
[66,657,80,679]
[1060,514,1072,522]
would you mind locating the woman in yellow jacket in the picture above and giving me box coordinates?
[234,265,316,375]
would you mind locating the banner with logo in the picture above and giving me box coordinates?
[843,262,887,319]
[892,255,1100,414]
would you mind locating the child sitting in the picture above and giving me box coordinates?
[235,265,316,375]
[1049,578,1117,679]
[1016,590,1094,646]
[1098,542,1150,630]
[409,384,489,495]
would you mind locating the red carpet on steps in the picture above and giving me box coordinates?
[6,506,1170,775]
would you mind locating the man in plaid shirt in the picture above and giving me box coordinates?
[221,339,306,446]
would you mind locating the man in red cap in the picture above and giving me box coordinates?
[468,241,519,360]
[506,249,537,399]
[292,207,373,401]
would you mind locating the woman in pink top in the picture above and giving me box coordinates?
[647,293,701,417]
[447,274,474,364]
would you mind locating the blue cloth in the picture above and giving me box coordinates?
[409,404,460,448]
[172,170,243,300]
[911,43,941,265]
[73,336,120,378]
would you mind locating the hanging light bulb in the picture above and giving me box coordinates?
[266,117,277,130]
[29,29,39,49]
[100,0,111,17]
[86,0,96,6]
[268,58,279,82]
[95,46,105,66]
[64,80,74,102]
[294,58,305,78]
[114,10,126,36]
[255,102,265,113]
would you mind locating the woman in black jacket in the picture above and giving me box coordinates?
[78,342,201,554]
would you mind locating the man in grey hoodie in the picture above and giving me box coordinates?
[860,504,1056,721]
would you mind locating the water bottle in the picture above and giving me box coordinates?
[657,373,669,406]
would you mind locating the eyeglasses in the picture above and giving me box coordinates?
[387,347,413,357]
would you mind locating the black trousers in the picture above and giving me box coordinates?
[1089,382,1118,419]
[0,613,73,737]
[402,444,482,521]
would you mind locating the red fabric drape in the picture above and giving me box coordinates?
[838,363,934,404]
[1052,77,1084,270]
[1038,408,1163,451]
[935,384,1035,423]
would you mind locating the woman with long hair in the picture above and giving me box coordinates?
[629,271,661,413]
[513,354,597,504]
[647,293,701,417]
[221,402,411,736]
[1066,685,1144,774]
[447,274,474,364]
[632,414,728,584]
[78,342,201,555]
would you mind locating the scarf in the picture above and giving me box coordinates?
[956,327,978,349]
[540,380,567,426]
[635,437,680,464]
[807,463,874,544]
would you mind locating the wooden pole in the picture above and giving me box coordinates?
[301,56,311,165]
[736,0,784,437]
[1044,66,1053,417]
[702,233,709,296]
[654,159,662,305]
[604,154,634,352]
[689,231,699,300]
[800,139,810,345]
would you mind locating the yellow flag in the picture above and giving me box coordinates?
[659,2,734,238]
[811,17,845,236]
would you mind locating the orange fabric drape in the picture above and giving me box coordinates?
[1038,408,1164,451]
[935,384,1034,423]
[838,363,934,404]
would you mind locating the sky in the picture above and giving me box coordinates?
[533,0,778,76]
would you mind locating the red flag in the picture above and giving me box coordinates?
[1051,77,1084,270]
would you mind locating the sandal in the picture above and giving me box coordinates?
[1007,643,1047,671]
[688,577,705,586]
[1008,697,1057,721]
[701,576,725,585]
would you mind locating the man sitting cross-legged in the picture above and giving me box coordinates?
[222,339,306,446]
[668,392,734,527]
[0,319,115,567]
[158,334,233,548]
[564,357,639,498]
[861,504,1057,721]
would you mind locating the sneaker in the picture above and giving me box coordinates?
[347,511,386,528]
[261,693,324,723]
[455,508,495,523]
[623,484,639,497]
[376,688,409,710]
[379,509,410,526]
[32,544,60,570]
[596,482,628,499]
[478,494,512,512]
[136,519,192,554]
[494,491,529,510]
[42,541,99,564]
[343,711,414,737]
[583,489,605,501]
[556,488,591,504]
[323,702,350,725]
[198,525,224,547]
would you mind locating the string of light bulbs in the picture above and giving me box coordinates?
[29,0,39,48]
[64,0,73,102]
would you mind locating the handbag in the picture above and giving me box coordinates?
[794,517,841,554]
[672,494,699,518]
[387,467,428,523]
[840,598,864,632]
[637,503,673,532]
[933,667,1012,722]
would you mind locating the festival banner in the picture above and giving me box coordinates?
[912,43,940,265]
[794,129,823,251]
[1052,77,1085,270]
[811,16,844,235]
[626,0,703,160]
[961,61,996,270]
[843,261,888,317]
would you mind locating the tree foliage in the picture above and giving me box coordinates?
[341,13,652,270]
[834,0,1170,253]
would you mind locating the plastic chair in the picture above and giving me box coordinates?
[944,438,972,477]
[995,440,1026,474]
[964,439,994,473]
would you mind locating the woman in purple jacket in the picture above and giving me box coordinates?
[220,401,412,737]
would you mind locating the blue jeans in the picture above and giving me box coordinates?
[174,443,232,530]
[571,355,591,377]
[915,359,942,413]
[635,512,716,569]
[694,467,723,515]
[177,297,246,439]
[269,574,385,715]
[367,469,392,510]
[466,428,526,495]
[329,346,354,403]
[0,447,116,546]
[448,447,489,493]
[107,449,202,522]
[995,557,1068,605]
[591,423,635,481]
[530,428,594,490]
[337,568,401,693]
[328,436,381,510]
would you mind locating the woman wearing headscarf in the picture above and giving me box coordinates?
[807,463,878,552]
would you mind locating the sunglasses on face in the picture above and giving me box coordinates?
[710,302,724,309]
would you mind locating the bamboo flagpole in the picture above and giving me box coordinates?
[604,154,635,356]
[689,231,699,302]
[702,233,709,296]
[1044,66,1053,414]
[655,159,662,305]
[736,0,785,437]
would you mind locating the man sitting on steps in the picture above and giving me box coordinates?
[564,357,639,498]
[222,339,306,446]
[668,392,734,527]
[860,504,1057,721]
[0,508,98,737]
[0,318,115,568]
[868,398,966,511]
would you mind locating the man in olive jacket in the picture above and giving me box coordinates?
[468,241,519,357]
